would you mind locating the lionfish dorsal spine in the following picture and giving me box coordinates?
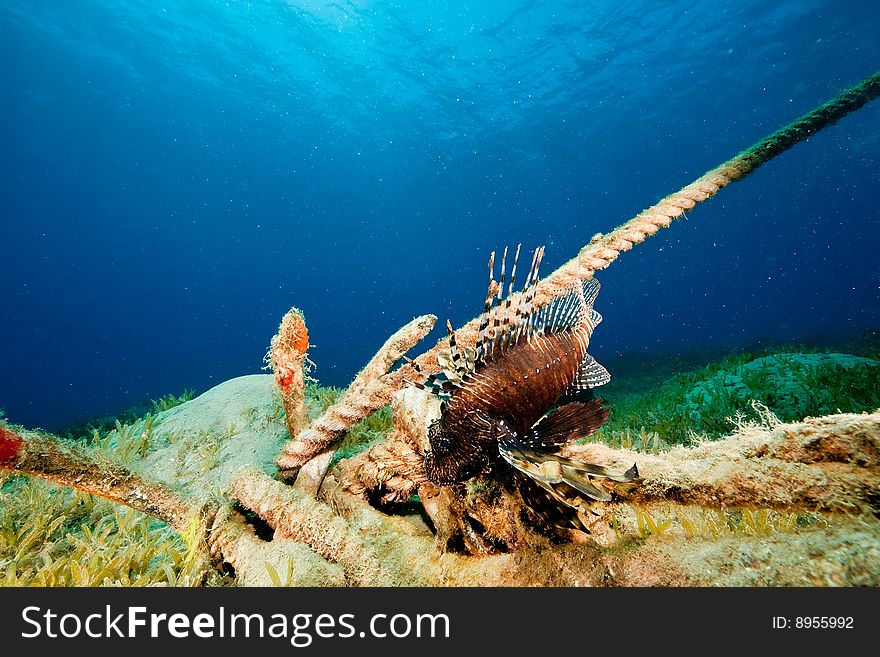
[499,244,522,352]
[485,246,507,359]
[418,247,606,403]
[445,319,466,375]
[513,246,540,345]
[494,246,510,354]
[475,251,497,364]
[526,246,546,339]
[498,244,542,353]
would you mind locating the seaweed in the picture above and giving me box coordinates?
[173,427,229,481]
[0,478,209,586]
[264,558,298,587]
[626,506,814,541]
[90,414,158,464]
[635,507,673,537]
[590,351,880,447]
[151,389,195,414]
[0,408,217,587]
[306,383,344,416]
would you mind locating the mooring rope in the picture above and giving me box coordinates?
[536,70,880,299]
[282,71,880,480]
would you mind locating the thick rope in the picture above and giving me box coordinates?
[403,70,880,368]
[537,70,880,297]
[0,425,205,533]
[276,314,436,481]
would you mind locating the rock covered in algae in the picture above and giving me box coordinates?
[135,374,289,499]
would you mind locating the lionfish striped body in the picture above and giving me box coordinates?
[414,245,637,528]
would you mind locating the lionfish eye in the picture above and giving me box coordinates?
[428,421,453,452]
[436,435,453,451]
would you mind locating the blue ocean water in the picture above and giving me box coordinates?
[1,0,878,431]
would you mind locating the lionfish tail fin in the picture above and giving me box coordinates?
[565,353,611,393]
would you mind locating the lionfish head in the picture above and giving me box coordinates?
[424,416,493,484]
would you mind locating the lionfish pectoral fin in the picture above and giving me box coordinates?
[532,476,611,508]
[521,399,610,449]
[502,449,612,503]
[556,472,613,502]
[556,454,639,483]
[534,277,601,337]
[498,439,627,503]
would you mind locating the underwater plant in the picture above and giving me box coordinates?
[151,389,196,414]
[592,352,880,446]
[0,445,211,587]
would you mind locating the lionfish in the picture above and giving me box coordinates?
[412,245,638,531]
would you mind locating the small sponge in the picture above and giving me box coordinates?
[267,307,310,437]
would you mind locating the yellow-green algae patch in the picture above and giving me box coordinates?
[0,476,208,586]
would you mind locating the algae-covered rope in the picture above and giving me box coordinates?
[537,70,880,297]
[393,70,880,380]
[0,424,208,533]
